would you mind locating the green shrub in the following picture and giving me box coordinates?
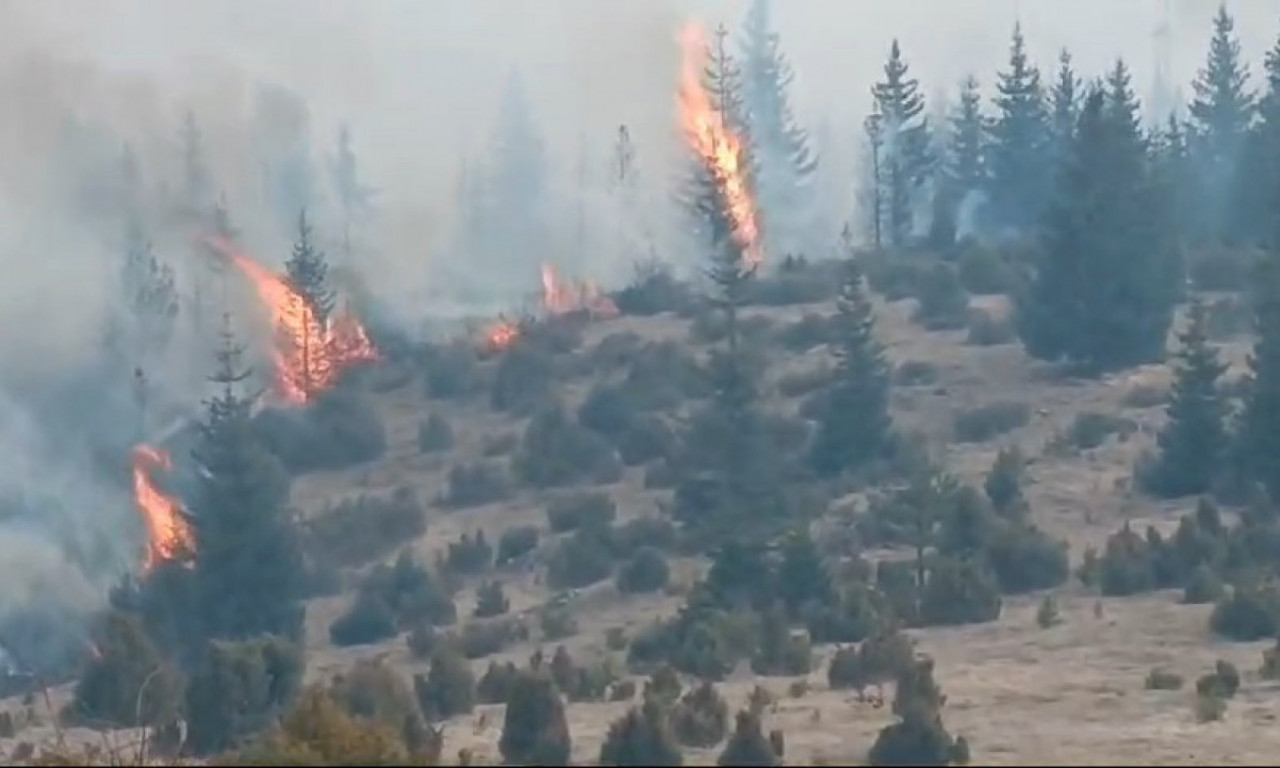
[599,699,684,766]
[413,648,475,720]
[1066,411,1135,450]
[423,341,485,400]
[417,413,454,453]
[613,258,696,316]
[953,401,1030,443]
[1210,583,1280,641]
[69,611,183,728]
[893,360,940,387]
[1144,668,1183,690]
[473,581,510,618]
[547,492,617,534]
[305,486,425,568]
[617,547,672,594]
[957,245,1019,295]
[539,605,579,641]
[442,531,494,577]
[547,530,615,590]
[458,617,526,660]
[617,415,677,467]
[185,636,304,755]
[329,591,398,647]
[670,681,729,748]
[496,525,540,566]
[499,671,572,766]
[776,313,835,352]
[515,403,624,488]
[911,263,970,331]
[491,344,556,415]
[965,309,1015,346]
[442,461,511,507]
[252,389,387,474]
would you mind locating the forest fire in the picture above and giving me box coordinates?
[541,263,619,318]
[677,21,763,270]
[483,315,521,354]
[201,235,379,404]
[131,444,194,573]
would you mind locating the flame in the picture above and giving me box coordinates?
[540,263,619,318]
[677,21,763,270]
[201,234,379,404]
[132,444,194,572]
[483,315,521,354]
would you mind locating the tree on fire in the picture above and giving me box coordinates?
[187,315,305,647]
[284,209,337,398]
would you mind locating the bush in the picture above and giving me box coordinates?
[600,699,684,766]
[617,415,677,467]
[717,709,780,767]
[1035,595,1062,628]
[1262,638,1280,680]
[442,531,494,577]
[548,530,615,590]
[617,547,672,594]
[965,309,1015,346]
[621,341,712,410]
[953,401,1030,443]
[746,268,838,307]
[330,591,398,647]
[423,341,485,400]
[406,621,441,660]
[458,617,526,659]
[473,580,510,618]
[499,671,572,766]
[614,516,678,555]
[919,558,1002,627]
[1145,668,1184,690]
[1195,690,1227,722]
[827,628,914,693]
[477,660,520,704]
[986,523,1070,594]
[579,384,640,437]
[957,245,1019,295]
[911,263,970,331]
[252,389,387,474]
[305,486,425,568]
[417,413,454,453]
[540,605,579,641]
[515,403,624,488]
[866,257,931,301]
[893,360,940,387]
[442,461,511,508]
[69,611,182,728]
[751,608,813,676]
[491,343,556,415]
[613,258,696,316]
[413,648,475,720]
[1204,295,1251,340]
[1210,583,1280,641]
[232,685,419,765]
[584,331,647,373]
[1196,660,1241,699]
[1183,564,1225,605]
[606,627,630,652]
[984,446,1027,519]
[1066,411,1135,450]
[329,658,418,731]
[776,313,835,352]
[185,636,304,755]
[547,492,617,534]
[671,682,729,748]
[480,431,518,457]
[496,525,540,566]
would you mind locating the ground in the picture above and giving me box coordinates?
[2,288,1275,765]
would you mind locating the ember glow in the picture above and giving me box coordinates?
[132,444,194,572]
[677,21,763,270]
[540,263,619,318]
[202,235,379,404]
[483,315,521,354]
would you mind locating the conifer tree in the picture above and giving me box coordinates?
[808,256,893,476]
[189,316,304,647]
[717,709,779,767]
[986,24,1050,233]
[871,40,932,247]
[1236,258,1280,502]
[739,0,819,259]
[120,219,180,366]
[775,527,832,618]
[284,210,335,398]
[1049,48,1082,165]
[1146,300,1229,498]
[599,698,683,767]
[868,656,967,766]
[329,124,376,262]
[948,76,987,197]
[1017,65,1178,372]
[1240,28,1280,249]
[1189,3,1254,242]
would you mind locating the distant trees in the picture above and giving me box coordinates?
[871,39,932,248]
[986,24,1050,234]
[941,75,987,237]
[328,124,376,262]
[1016,66,1178,372]
[1236,258,1280,501]
[118,219,179,371]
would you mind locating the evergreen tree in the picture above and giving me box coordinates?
[1239,29,1280,249]
[1146,300,1229,498]
[328,124,376,262]
[808,257,893,475]
[948,76,987,197]
[739,0,820,259]
[1049,48,1082,165]
[1237,258,1280,502]
[120,219,179,366]
[868,656,966,766]
[717,710,779,767]
[986,24,1050,234]
[284,210,335,399]
[775,528,832,618]
[1017,66,1178,372]
[1189,3,1254,242]
[871,39,932,248]
[1152,115,1196,253]
[189,317,304,648]
[599,698,683,767]
[499,670,571,766]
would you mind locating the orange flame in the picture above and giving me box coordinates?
[677,21,763,270]
[132,444,194,572]
[201,234,379,404]
[540,263,619,318]
[483,315,521,354]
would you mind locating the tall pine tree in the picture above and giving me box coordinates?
[1236,257,1280,502]
[937,75,987,241]
[189,316,303,647]
[986,24,1050,234]
[284,210,336,400]
[871,40,932,248]
[1017,64,1178,372]
[1048,48,1082,167]
[808,254,893,477]
[1145,300,1229,498]
[1239,28,1280,249]
[1189,3,1254,243]
[119,219,179,369]
[739,0,819,260]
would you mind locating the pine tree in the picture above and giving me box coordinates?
[808,257,893,475]
[1146,300,1229,498]
[1017,66,1178,372]
[868,656,966,766]
[948,76,987,196]
[119,219,179,369]
[189,317,304,647]
[1237,258,1280,502]
[1189,3,1254,242]
[871,39,932,248]
[499,670,571,766]
[986,23,1050,234]
[739,0,819,259]
[599,698,683,766]
[284,210,335,398]
[717,709,779,766]
[1049,48,1082,165]
[775,528,832,618]
[1240,29,1280,249]
[329,124,376,262]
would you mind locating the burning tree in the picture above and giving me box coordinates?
[284,210,337,398]
[187,315,304,646]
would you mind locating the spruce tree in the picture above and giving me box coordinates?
[1189,3,1254,242]
[329,124,376,262]
[189,316,304,647]
[808,257,892,475]
[1017,66,1178,372]
[948,76,987,197]
[284,210,335,398]
[739,0,819,260]
[1048,48,1082,165]
[599,698,683,767]
[986,23,1050,234]
[871,39,932,248]
[868,656,966,766]
[775,528,832,618]
[1146,300,1229,498]
[1241,29,1280,250]
[120,219,179,366]
[1237,258,1280,502]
